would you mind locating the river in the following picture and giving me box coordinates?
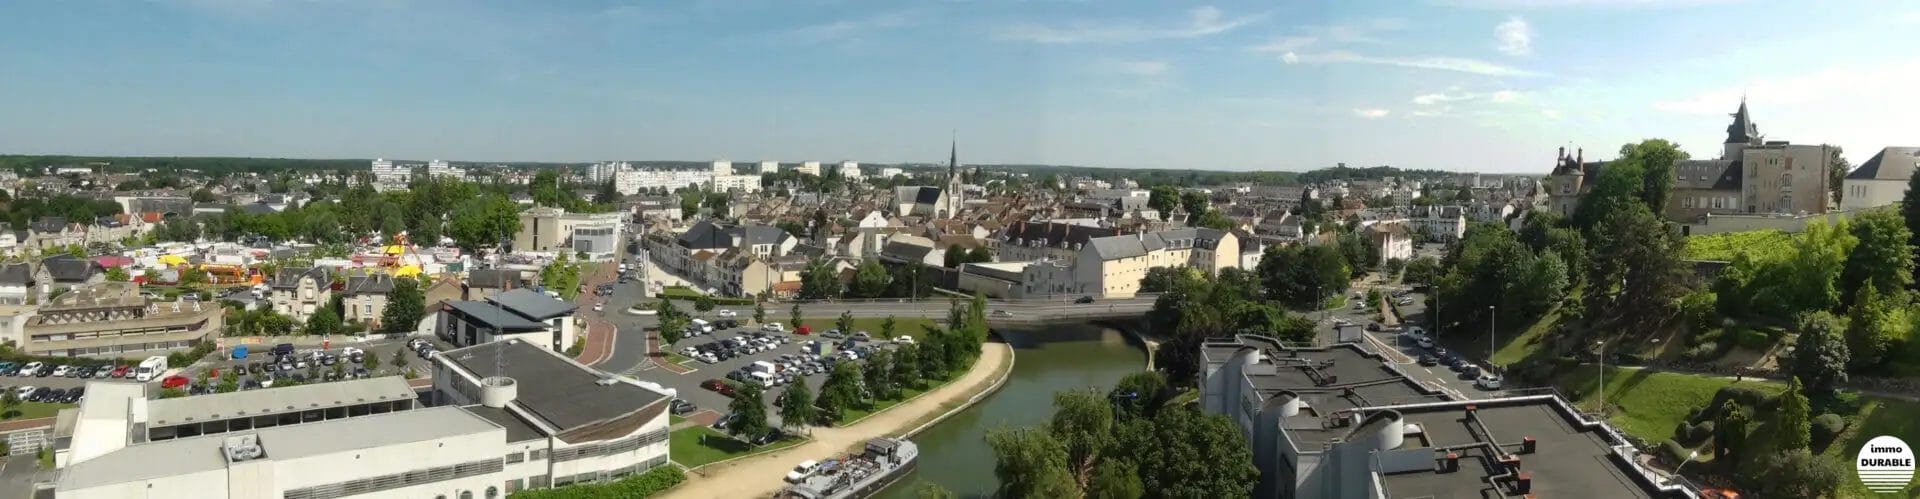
[877,324,1147,499]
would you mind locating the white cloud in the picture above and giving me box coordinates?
[994,6,1265,44]
[1895,11,1920,24]
[1280,52,1301,64]
[1651,59,1920,164]
[1412,92,1474,105]
[1490,90,1521,102]
[1495,17,1533,55]
[1353,108,1392,119]
[796,11,919,41]
[1292,51,1542,76]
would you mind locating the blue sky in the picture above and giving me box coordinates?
[2,0,1917,173]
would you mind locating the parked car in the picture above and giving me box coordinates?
[1417,354,1439,366]
[671,399,696,415]
[751,429,785,446]
[786,460,820,484]
[110,365,130,378]
[161,375,190,389]
[1475,374,1503,390]
[991,310,1013,318]
[1074,296,1095,304]
[50,365,70,377]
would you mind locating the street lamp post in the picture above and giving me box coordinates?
[1595,340,1607,416]
[1487,305,1496,364]
[1670,450,1700,484]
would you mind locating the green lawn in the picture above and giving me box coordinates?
[664,352,694,366]
[1825,397,1920,497]
[797,317,939,340]
[1551,367,1787,444]
[1683,230,1800,261]
[2,402,75,421]
[661,286,703,299]
[839,383,932,425]
[668,426,806,468]
[669,414,685,425]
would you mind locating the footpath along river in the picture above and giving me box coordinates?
[877,324,1146,498]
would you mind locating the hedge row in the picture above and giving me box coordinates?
[509,465,685,499]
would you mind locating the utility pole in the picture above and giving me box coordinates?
[1487,305,1496,364]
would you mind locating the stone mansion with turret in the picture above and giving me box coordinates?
[1547,100,1834,223]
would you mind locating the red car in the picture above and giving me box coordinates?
[161,375,190,389]
[794,326,811,335]
[700,379,735,396]
[109,365,130,378]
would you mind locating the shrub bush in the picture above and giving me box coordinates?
[510,465,686,498]
[1690,421,1715,444]
[1661,439,1694,464]
[1811,413,1846,448]
[1716,386,1770,407]
[1689,328,1724,347]
[1686,343,1720,361]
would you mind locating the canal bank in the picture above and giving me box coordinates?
[660,339,1015,499]
[876,324,1148,499]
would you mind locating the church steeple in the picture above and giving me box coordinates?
[945,137,962,220]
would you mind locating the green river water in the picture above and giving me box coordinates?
[875,324,1147,499]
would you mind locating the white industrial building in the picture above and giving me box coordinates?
[52,339,674,499]
[758,161,779,174]
[837,161,860,179]
[878,167,904,178]
[795,161,822,176]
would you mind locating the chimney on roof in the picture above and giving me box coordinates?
[1557,146,1565,160]
[1515,472,1533,494]
[1522,436,1536,454]
[1576,148,1583,165]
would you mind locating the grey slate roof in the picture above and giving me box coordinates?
[0,263,34,286]
[1848,147,1920,181]
[913,186,943,205]
[1087,236,1149,260]
[489,288,577,321]
[998,221,1117,249]
[29,217,66,234]
[881,240,935,263]
[39,255,97,283]
[466,268,524,289]
[269,267,327,290]
[342,274,395,295]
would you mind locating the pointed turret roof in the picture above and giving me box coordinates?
[1725,99,1759,144]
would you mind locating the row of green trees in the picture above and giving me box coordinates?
[723,298,991,444]
[985,371,1255,498]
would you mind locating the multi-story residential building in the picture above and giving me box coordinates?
[1018,228,1239,299]
[612,168,716,195]
[994,221,1118,266]
[1367,223,1413,264]
[837,161,860,179]
[15,282,223,357]
[794,161,822,176]
[758,161,779,174]
[1199,335,1697,499]
[269,267,332,323]
[340,272,395,325]
[369,158,414,191]
[1841,146,1920,211]
[710,173,763,193]
[1407,205,1466,243]
[425,159,467,179]
[0,263,32,304]
[437,288,578,353]
[1551,100,1834,222]
[587,161,623,184]
[630,196,684,222]
[878,167,904,178]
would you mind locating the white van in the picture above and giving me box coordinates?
[690,318,713,333]
[749,371,774,387]
[135,356,168,382]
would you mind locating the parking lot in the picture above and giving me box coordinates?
[654,319,906,429]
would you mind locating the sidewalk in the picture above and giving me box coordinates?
[660,342,1013,499]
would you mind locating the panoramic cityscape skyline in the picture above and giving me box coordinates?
[3,0,1918,172]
